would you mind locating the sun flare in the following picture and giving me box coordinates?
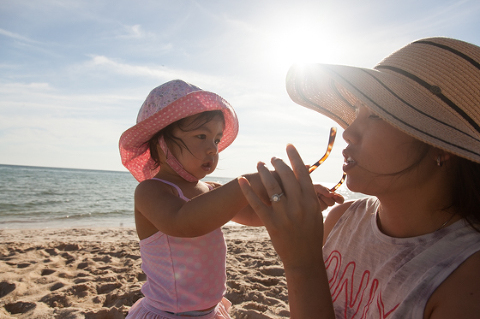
[262,21,347,74]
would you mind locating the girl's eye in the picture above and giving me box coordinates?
[196,134,206,139]
[215,139,221,145]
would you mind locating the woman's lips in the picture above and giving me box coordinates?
[342,150,357,172]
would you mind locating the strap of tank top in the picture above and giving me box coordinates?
[150,178,189,201]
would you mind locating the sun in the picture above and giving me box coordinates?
[261,21,346,75]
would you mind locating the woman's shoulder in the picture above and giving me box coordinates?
[425,250,480,318]
[325,197,375,225]
[323,197,376,245]
[323,201,353,244]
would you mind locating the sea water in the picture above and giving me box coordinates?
[0,164,366,229]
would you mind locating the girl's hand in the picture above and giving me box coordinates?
[313,184,345,211]
[238,144,325,269]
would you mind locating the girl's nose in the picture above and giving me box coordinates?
[207,141,219,154]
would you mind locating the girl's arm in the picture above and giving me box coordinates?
[238,144,335,318]
[210,181,344,227]
[205,182,343,227]
[230,206,264,226]
[135,173,268,238]
[206,181,264,226]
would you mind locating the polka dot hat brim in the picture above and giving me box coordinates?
[119,88,239,182]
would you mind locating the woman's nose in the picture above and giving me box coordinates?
[342,120,359,145]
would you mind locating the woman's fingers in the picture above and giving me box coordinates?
[238,176,270,219]
[286,144,315,192]
[240,146,327,269]
[256,162,285,205]
[270,156,303,205]
[237,176,260,207]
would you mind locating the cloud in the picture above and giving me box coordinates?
[79,55,243,94]
[0,28,39,44]
[116,24,154,39]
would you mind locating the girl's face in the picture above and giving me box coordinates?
[169,114,224,180]
[342,103,434,195]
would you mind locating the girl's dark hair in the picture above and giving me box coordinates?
[451,157,480,232]
[148,110,224,170]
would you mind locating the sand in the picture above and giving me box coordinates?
[0,225,289,319]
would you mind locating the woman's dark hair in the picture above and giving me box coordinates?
[365,141,480,232]
[148,110,224,170]
[451,157,480,232]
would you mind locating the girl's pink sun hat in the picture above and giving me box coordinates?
[119,80,239,182]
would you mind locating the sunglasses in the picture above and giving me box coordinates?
[308,127,346,192]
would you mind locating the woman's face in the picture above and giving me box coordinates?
[342,103,434,195]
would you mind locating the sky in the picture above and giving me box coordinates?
[1,0,480,184]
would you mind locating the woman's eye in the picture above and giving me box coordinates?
[369,114,381,119]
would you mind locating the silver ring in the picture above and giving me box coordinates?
[270,193,284,202]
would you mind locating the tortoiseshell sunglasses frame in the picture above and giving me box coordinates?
[308,127,346,192]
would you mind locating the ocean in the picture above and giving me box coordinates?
[0,164,366,229]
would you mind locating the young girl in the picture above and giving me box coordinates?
[239,37,480,318]
[119,80,264,318]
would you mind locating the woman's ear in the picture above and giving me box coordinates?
[434,151,451,167]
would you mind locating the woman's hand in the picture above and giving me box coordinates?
[238,144,337,318]
[238,144,327,268]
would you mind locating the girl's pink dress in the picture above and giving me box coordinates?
[126,178,231,319]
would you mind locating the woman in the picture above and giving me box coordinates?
[238,37,480,318]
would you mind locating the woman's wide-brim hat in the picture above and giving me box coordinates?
[119,80,239,182]
[286,37,480,164]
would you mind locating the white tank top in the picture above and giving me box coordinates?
[323,197,480,318]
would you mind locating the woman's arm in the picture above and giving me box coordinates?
[425,251,480,318]
[238,144,336,318]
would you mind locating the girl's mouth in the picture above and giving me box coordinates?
[202,162,212,171]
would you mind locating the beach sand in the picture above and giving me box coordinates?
[0,225,289,319]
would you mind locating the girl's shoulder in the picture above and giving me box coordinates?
[136,178,213,202]
[135,178,182,202]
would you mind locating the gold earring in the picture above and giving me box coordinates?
[436,156,443,167]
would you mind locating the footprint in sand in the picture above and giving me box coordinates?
[0,281,16,298]
[41,268,56,276]
[4,301,36,314]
